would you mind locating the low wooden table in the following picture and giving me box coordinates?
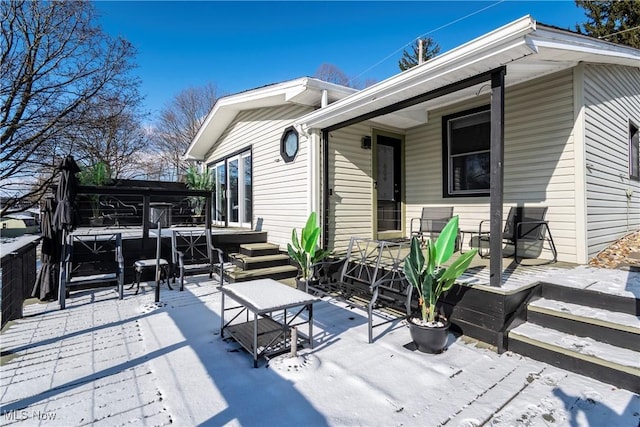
[220,279,321,367]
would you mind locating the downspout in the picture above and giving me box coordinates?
[307,129,321,220]
[573,63,588,264]
[322,129,330,249]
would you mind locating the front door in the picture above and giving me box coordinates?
[374,132,403,239]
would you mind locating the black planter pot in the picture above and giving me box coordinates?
[408,318,450,354]
[295,278,319,293]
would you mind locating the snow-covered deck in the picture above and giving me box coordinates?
[1,271,638,426]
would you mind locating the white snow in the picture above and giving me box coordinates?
[529,297,640,332]
[1,275,639,426]
[510,322,640,371]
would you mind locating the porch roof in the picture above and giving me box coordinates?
[296,15,640,131]
[184,77,357,160]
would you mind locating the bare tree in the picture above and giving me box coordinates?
[0,0,138,215]
[314,63,376,89]
[154,83,218,181]
[314,63,352,87]
[67,93,149,178]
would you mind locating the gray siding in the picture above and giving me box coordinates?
[583,64,640,258]
[204,104,314,249]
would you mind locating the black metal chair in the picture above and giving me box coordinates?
[171,229,224,291]
[470,206,558,264]
[410,206,454,244]
[60,232,124,301]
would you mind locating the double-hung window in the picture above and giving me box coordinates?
[443,107,491,197]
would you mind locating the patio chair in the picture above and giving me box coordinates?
[171,229,224,291]
[410,206,454,243]
[60,232,124,300]
[470,206,557,264]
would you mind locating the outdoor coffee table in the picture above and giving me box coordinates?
[220,278,321,367]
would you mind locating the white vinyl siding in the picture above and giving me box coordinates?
[204,104,314,249]
[583,64,640,258]
[327,123,374,251]
[404,70,578,262]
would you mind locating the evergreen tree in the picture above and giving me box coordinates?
[398,37,441,71]
[575,0,640,49]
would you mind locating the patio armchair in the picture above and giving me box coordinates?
[470,206,557,264]
[171,229,224,291]
[410,206,455,244]
[60,232,125,301]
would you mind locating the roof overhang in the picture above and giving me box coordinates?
[184,78,357,160]
[297,15,640,131]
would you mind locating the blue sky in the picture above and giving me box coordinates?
[95,1,588,121]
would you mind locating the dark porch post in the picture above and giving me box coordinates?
[489,67,506,287]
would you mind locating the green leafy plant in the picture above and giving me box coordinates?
[404,216,477,324]
[287,212,330,281]
[185,165,214,216]
[78,161,111,218]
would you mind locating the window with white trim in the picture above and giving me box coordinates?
[630,120,639,181]
[443,107,490,197]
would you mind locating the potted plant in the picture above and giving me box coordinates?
[78,161,111,226]
[404,215,477,353]
[287,212,330,292]
[185,165,214,222]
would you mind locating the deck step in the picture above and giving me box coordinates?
[239,243,280,257]
[508,322,640,393]
[224,264,298,283]
[527,298,640,350]
[231,253,291,270]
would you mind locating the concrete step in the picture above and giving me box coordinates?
[224,264,298,283]
[527,297,640,351]
[231,253,291,270]
[239,243,280,257]
[508,322,640,393]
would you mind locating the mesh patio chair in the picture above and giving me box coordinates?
[470,206,557,264]
[410,206,454,244]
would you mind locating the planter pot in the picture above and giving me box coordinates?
[408,317,450,354]
[295,278,319,293]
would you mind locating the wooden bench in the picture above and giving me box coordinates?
[60,233,124,304]
[311,237,413,343]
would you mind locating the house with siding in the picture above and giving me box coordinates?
[186,16,639,276]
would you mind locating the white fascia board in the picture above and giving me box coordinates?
[528,31,640,68]
[298,15,537,130]
[185,77,357,159]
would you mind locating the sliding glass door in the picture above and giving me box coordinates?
[211,150,252,228]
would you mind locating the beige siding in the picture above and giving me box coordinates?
[327,123,374,251]
[583,64,640,258]
[403,70,578,262]
[203,104,315,249]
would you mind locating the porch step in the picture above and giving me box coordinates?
[508,322,640,393]
[526,298,640,351]
[506,281,640,393]
[224,264,298,283]
[231,253,291,270]
[239,243,280,257]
